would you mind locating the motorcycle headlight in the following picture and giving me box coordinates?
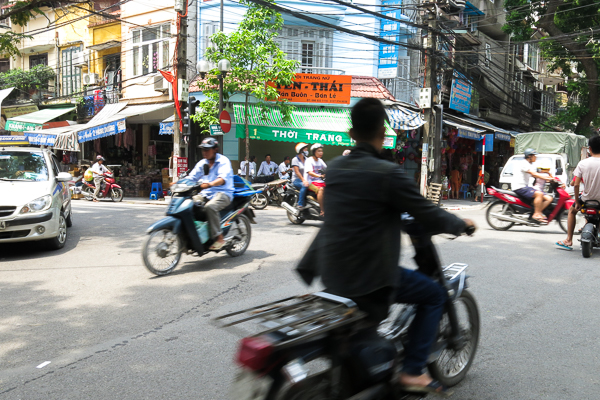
[20,195,53,214]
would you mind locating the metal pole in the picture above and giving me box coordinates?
[481,135,485,203]
[220,0,224,32]
[420,11,436,196]
[219,74,224,114]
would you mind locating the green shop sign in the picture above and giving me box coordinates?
[5,120,41,132]
[236,124,396,149]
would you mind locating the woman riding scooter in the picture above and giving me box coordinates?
[304,143,327,216]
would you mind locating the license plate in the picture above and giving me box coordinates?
[229,369,273,400]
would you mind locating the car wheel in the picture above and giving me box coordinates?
[45,211,68,250]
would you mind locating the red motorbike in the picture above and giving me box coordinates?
[82,172,124,202]
[486,178,573,232]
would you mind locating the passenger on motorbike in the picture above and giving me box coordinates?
[513,148,554,223]
[291,142,310,208]
[297,98,475,396]
[303,143,326,216]
[91,155,109,202]
[557,135,600,250]
[187,137,235,251]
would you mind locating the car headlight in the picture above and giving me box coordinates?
[20,195,53,214]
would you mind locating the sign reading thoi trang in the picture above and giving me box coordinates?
[269,74,352,105]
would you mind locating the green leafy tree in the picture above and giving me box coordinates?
[192,0,299,177]
[504,0,600,135]
[0,65,56,101]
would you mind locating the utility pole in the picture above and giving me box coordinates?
[420,9,437,195]
[174,0,188,176]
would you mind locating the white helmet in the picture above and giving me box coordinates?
[295,142,309,154]
[311,143,323,155]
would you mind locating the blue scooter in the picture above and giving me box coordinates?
[142,172,259,276]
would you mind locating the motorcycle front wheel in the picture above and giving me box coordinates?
[250,193,268,210]
[111,188,124,202]
[486,200,515,231]
[142,229,183,276]
[428,289,480,387]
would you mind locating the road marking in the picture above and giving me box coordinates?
[36,361,51,369]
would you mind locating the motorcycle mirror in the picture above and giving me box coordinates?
[203,164,210,176]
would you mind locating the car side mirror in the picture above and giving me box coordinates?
[56,172,72,182]
[556,168,563,175]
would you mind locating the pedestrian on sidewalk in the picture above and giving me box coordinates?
[450,166,461,199]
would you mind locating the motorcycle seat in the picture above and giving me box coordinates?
[494,187,519,197]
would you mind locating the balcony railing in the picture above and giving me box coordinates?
[82,88,121,118]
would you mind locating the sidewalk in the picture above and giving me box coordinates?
[122,197,171,206]
[439,197,490,211]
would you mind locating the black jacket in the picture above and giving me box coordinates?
[296,142,466,298]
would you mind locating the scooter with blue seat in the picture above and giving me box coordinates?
[142,173,260,276]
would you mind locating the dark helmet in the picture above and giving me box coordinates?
[199,137,219,149]
[524,148,538,158]
[96,155,105,162]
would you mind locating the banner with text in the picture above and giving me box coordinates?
[449,70,472,114]
[77,119,126,143]
[268,74,352,105]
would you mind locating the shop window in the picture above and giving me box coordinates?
[29,53,48,68]
[132,24,171,77]
[61,46,82,96]
[279,26,333,72]
[302,42,314,71]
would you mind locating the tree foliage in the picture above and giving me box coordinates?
[0,65,56,99]
[192,0,299,167]
[504,0,600,135]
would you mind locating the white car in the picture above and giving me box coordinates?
[499,153,569,191]
[0,147,73,250]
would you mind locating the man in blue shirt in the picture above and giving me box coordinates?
[188,137,234,250]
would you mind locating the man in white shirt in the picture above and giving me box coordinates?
[257,154,278,182]
[557,136,600,250]
[304,143,327,215]
[512,148,553,222]
[278,156,292,180]
[91,155,109,202]
[239,156,256,180]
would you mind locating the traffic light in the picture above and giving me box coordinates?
[181,96,200,137]
[186,96,202,166]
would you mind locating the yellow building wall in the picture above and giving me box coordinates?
[55,6,92,48]
[90,23,122,75]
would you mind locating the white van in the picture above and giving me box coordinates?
[499,153,569,191]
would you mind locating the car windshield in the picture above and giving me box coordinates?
[0,151,49,181]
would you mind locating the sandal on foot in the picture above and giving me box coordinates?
[402,380,453,397]
[556,241,573,251]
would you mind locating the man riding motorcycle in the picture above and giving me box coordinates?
[187,137,234,251]
[513,148,554,223]
[291,142,310,208]
[303,143,327,216]
[90,155,109,202]
[297,98,475,396]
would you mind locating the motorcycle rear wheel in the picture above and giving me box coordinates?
[226,214,251,257]
[582,241,593,258]
[428,289,480,387]
[250,193,268,210]
[111,188,123,202]
[83,186,94,201]
[557,211,569,233]
[142,229,182,276]
[287,211,305,225]
[486,201,515,231]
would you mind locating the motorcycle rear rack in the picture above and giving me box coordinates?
[215,292,366,349]
[442,263,468,281]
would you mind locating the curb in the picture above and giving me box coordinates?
[440,203,489,211]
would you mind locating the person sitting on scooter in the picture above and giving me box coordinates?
[296,98,475,396]
[304,143,327,216]
[556,135,600,250]
[91,155,109,202]
[513,148,554,223]
[291,143,309,209]
[188,137,234,251]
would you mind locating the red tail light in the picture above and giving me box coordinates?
[236,336,273,371]
[586,209,597,215]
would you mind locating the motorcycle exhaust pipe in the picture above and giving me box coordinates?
[281,202,299,216]
[489,213,534,225]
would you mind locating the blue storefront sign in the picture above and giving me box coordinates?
[475,133,495,152]
[377,0,402,79]
[0,135,30,146]
[495,132,511,142]
[24,132,58,146]
[78,118,126,143]
[449,71,472,114]
[457,128,481,140]
[159,121,174,135]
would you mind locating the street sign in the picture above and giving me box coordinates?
[209,124,224,136]
[219,110,232,133]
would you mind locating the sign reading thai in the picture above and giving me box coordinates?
[269,74,352,105]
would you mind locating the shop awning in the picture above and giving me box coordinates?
[159,115,175,135]
[233,104,397,148]
[5,107,75,132]
[386,105,425,130]
[77,103,172,143]
[23,125,83,151]
[444,119,485,140]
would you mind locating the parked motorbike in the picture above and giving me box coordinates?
[142,172,258,276]
[250,179,288,210]
[579,200,600,258]
[486,178,573,232]
[216,217,478,400]
[82,172,123,202]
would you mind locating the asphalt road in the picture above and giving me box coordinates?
[1,200,600,399]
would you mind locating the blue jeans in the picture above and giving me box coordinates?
[395,268,447,375]
[293,178,308,207]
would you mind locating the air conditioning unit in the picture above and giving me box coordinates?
[73,51,88,66]
[154,75,169,92]
[83,73,100,85]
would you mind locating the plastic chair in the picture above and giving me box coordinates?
[150,182,162,200]
[459,184,471,199]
